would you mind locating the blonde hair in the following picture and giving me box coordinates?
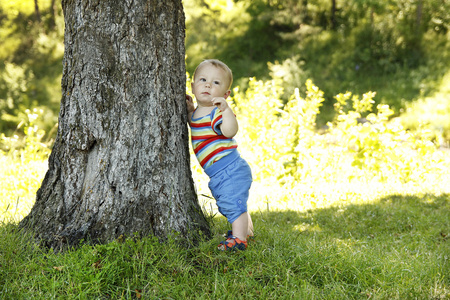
[193,59,233,90]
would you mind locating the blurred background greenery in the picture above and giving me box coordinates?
[0,7,448,297]
[1,0,449,140]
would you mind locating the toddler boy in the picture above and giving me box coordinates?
[186,59,253,251]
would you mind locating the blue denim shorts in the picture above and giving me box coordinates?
[208,156,252,224]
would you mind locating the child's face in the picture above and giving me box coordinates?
[191,64,231,107]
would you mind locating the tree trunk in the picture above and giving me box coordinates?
[330,0,336,29]
[48,0,57,30]
[34,0,41,23]
[20,0,210,250]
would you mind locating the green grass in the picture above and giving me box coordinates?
[1,194,448,299]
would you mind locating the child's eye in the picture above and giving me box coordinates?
[213,81,220,85]
[199,78,206,82]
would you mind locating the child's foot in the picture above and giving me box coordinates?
[217,236,247,251]
[225,230,255,242]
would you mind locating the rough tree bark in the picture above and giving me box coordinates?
[20,0,210,250]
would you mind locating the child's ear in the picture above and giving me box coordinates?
[223,90,231,99]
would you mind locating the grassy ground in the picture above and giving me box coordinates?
[1,193,448,299]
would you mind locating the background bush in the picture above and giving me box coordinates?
[1,0,450,139]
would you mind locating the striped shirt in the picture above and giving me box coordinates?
[190,107,238,170]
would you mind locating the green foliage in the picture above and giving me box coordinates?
[190,0,450,122]
[185,74,450,216]
[329,92,441,182]
[184,0,287,82]
[228,77,446,189]
[0,0,64,136]
[0,108,51,223]
[2,0,450,139]
[268,55,311,101]
[399,71,450,143]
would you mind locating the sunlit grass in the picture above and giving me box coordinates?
[0,109,50,223]
[1,194,448,299]
[195,147,450,216]
[0,155,47,223]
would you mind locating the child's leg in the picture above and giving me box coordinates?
[232,212,249,241]
[247,212,254,237]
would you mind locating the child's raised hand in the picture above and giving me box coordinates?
[186,94,195,114]
[211,97,229,112]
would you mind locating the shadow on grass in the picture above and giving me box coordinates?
[206,193,449,298]
[251,193,449,245]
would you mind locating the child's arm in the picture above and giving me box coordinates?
[212,97,238,138]
[186,94,195,121]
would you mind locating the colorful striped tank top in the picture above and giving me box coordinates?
[190,107,238,170]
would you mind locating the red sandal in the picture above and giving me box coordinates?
[217,236,247,251]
